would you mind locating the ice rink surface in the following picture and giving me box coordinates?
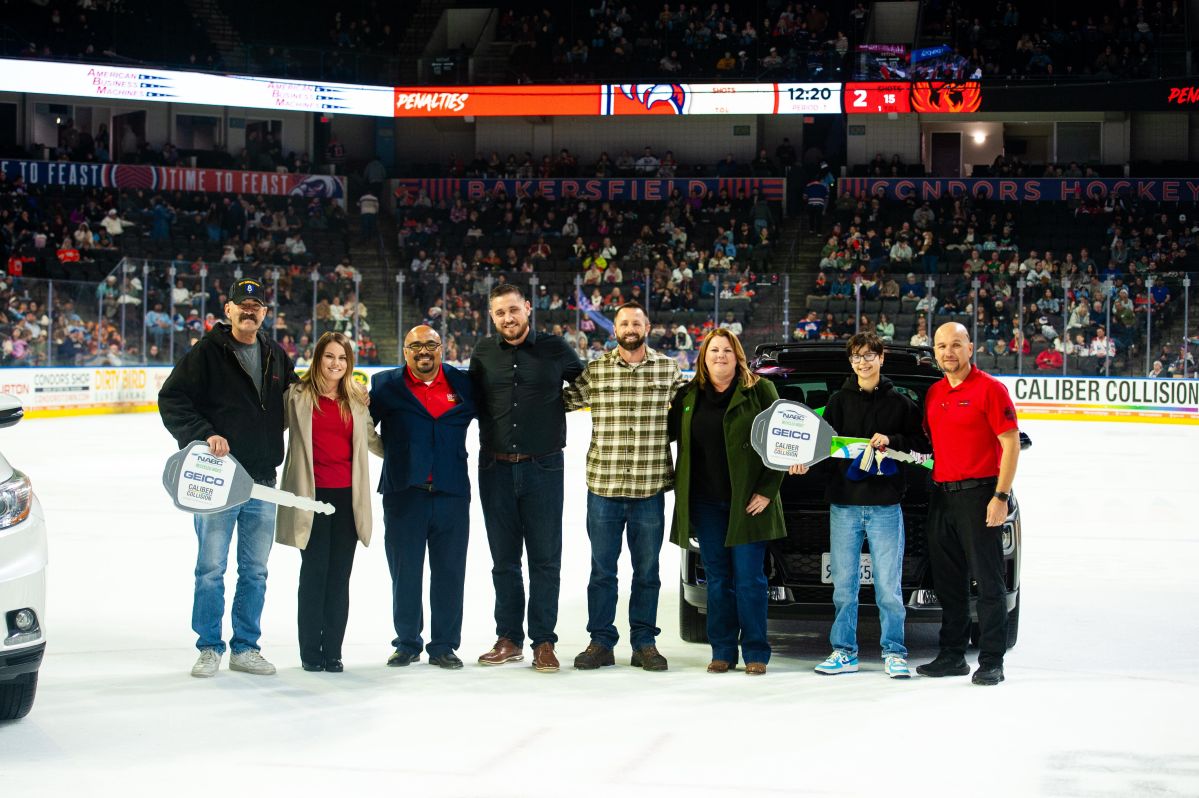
[1,409,1197,796]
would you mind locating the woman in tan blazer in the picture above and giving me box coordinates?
[278,331,382,672]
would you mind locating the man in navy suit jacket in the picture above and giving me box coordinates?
[370,325,476,669]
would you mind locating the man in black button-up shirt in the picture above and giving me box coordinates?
[470,285,584,672]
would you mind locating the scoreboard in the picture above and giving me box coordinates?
[843,82,912,114]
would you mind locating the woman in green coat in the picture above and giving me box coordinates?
[668,329,788,675]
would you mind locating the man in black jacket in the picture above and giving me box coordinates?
[812,332,926,680]
[159,277,298,679]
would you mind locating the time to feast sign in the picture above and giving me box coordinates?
[998,376,1199,425]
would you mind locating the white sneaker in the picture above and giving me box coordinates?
[229,649,276,675]
[814,650,859,675]
[191,648,221,678]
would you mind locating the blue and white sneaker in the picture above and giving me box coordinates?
[884,655,911,679]
[814,650,859,675]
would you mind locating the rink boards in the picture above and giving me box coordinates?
[0,367,1196,425]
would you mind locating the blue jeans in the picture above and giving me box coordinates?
[478,451,564,647]
[691,500,770,664]
[585,491,666,651]
[192,496,275,654]
[828,503,907,658]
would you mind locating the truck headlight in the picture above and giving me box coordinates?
[0,470,33,529]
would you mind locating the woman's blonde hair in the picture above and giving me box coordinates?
[300,332,365,421]
[693,328,758,389]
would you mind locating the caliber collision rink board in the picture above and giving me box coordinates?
[998,376,1199,424]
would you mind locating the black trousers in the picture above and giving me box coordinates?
[382,488,470,657]
[298,487,358,664]
[927,481,1009,667]
[807,204,824,233]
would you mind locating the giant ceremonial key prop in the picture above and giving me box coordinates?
[751,400,933,472]
[750,399,837,471]
[162,441,334,515]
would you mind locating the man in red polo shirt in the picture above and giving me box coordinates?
[369,325,477,670]
[917,322,1020,686]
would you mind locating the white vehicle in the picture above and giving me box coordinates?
[0,395,46,721]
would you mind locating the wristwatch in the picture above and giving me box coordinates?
[993,490,1010,501]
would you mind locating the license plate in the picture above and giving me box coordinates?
[821,553,874,585]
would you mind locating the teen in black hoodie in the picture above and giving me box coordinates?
[812,333,927,680]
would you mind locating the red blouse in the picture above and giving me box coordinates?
[312,396,353,488]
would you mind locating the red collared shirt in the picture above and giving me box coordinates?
[312,396,353,488]
[924,367,1018,483]
[404,365,459,419]
[405,365,460,484]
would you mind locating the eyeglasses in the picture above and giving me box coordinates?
[405,342,442,353]
[849,352,880,363]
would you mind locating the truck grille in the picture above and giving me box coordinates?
[770,507,932,595]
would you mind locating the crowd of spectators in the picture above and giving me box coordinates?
[921,0,1187,81]
[497,1,869,82]
[1,0,413,84]
[395,173,786,367]
[1,0,223,74]
[800,185,1196,376]
[0,154,372,367]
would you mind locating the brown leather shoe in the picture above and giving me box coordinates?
[478,637,523,666]
[706,660,732,673]
[531,642,559,672]
[744,662,767,675]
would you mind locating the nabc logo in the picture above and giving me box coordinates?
[184,471,225,486]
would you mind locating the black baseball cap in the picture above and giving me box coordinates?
[229,278,266,306]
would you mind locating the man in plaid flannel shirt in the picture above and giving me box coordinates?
[563,302,689,671]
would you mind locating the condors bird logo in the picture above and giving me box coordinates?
[910,82,982,113]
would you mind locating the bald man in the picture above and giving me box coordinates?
[917,323,1020,686]
[369,325,477,669]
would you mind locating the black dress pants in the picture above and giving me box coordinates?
[298,487,358,664]
[927,480,1009,668]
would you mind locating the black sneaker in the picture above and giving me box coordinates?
[573,642,615,670]
[428,652,464,670]
[915,651,971,677]
[387,649,420,667]
[972,664,1005,685]
[631,645,668,671]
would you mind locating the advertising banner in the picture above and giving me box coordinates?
[0,58,393,116]
[0,367,170,417]
[393,177,785,203]
[838,177,1199,203]
[999,375,1199,425]
[2,368,1195,425]
[0,159,345,199]
[983,78,1199,112]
